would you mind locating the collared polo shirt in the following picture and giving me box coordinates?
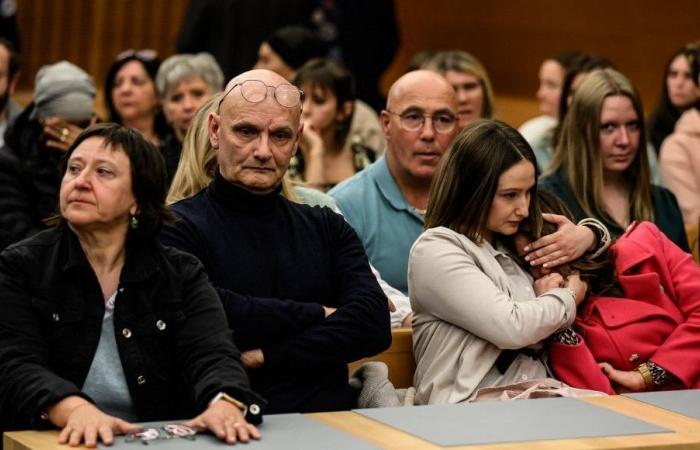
[330,155,424,294]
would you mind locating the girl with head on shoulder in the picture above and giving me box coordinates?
[0,123,263,446]
[409,119,590,405]
[540,68,689,251]
[513,190,700,394]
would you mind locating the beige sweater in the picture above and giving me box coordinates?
[408,227,576,405]
[660,108,700,225]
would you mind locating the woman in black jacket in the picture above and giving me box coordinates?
[0,124,263,447]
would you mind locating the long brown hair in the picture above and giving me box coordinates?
[425,119,540,242]
[547,68,654,225]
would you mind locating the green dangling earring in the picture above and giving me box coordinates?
[130,215,139,230]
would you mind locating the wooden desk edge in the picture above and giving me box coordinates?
[582,395,700,433]
[310,397,700,450]
[4,430,60,450]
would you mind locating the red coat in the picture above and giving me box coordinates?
[550,221,700,394]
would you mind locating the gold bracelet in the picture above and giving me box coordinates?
[636,363,654,390]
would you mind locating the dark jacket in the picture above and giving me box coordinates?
[540,169,690,252]
[160,172,391,414]
[0,226,265,433]
[0,104,62,250]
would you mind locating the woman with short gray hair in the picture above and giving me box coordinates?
[156,52,224,143]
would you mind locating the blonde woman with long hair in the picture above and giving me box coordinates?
[422,50,496,128]
[540,68,689,250]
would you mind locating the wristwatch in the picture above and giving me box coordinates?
[210,392,248,416]
[636,363,655,390]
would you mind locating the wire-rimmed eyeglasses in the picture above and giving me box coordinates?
[217,80,304,111]
[386,109,457,133]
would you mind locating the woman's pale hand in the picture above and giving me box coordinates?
[52,399,140,447]
[299,126,325,187]
[185,400,261,445]
[524,213,595,268]
[300,126,324,158]
[598,362,646,393]
[565,272,588,305]
[533,272,564,296]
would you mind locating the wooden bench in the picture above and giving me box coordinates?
[349,327,415,389]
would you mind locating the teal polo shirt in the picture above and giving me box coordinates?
[329,155,424,294]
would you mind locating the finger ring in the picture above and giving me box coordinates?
[60,134,67,143]
[61,127,69,136]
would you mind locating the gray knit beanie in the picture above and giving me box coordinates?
[30,61,95,121]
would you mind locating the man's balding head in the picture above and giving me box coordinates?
[219,69,302,124]
[209,68,303,195]
[386,70,456,112]
[381,70,458,186]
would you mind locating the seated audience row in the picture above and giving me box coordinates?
[1,30,699,447]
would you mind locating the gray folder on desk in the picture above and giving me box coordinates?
[355,397,669,446]
[102,414,379,450]
[625,389,700,420]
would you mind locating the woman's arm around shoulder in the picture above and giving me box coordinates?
[409,227,576,349]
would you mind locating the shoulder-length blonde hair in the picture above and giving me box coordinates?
[422,50,496,119]
[166,93,297,204]
[547,68,653,223]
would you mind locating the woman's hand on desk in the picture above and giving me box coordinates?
[48,396,140,447]
[185,399,261,444]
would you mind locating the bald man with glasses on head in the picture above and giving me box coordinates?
[160,69,391,414]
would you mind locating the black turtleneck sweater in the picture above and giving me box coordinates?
[160,172,391,414]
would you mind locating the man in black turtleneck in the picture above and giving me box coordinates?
[160,69,391,414]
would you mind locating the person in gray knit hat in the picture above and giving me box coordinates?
[0,60,96,249]
[31,60,96,152]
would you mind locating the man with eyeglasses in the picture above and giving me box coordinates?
[329,70,459,295]
[160,69,391,414]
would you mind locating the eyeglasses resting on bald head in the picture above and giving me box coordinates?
[217,80,304,112]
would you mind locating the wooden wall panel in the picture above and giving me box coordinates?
[13,0,700,123]
[15,0,189,90]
